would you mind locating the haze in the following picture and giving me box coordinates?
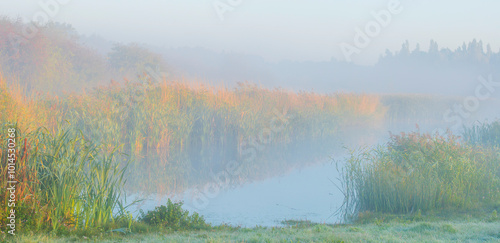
[2,0,500,65]
[1,0,500,235]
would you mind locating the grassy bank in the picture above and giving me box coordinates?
[8,216,500,242]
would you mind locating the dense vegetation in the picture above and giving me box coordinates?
[339,123,500,221]
[463,120,500,148]
[0,124,130,234]
[0,72,386,195]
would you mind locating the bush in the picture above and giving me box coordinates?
[139,199,210,230]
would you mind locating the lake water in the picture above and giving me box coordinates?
[127,157,348,228]
[123,117,498,227]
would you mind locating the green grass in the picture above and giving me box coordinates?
[4,201,500,241]
[7,217,500,242]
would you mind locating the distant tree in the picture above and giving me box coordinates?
[414,43,421,53]
[428,39,439,54]
[400,40,410,56]
[0,17,108,93]
[378,39,498,67]
[107,43,165,75]
[487,44,492,56]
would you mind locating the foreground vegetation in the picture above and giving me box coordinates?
[8,214,500,242]
[0,124,132,234]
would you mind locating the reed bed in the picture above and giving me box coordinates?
[462,120,500,148]
[380,94,462,129]
[0,72,386,195]
[339,130,500,221]
[0,124,130,233]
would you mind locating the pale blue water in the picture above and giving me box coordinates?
[126,158,347,228]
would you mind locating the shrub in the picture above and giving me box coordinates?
[139,199,210,230]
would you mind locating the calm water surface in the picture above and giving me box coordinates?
[128,157,347,228]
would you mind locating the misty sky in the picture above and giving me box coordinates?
[1,0,499,65]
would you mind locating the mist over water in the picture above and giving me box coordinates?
[130,159,347,227]
[126,144,361,227]
[125,126,399,226]
[126,100,500,227]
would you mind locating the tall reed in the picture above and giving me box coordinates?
[0,124,130,232]
[462,120,500,148]
[339,131,500,221]
[1,70,387,194]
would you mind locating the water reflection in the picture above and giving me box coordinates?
[128,158,347,227]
